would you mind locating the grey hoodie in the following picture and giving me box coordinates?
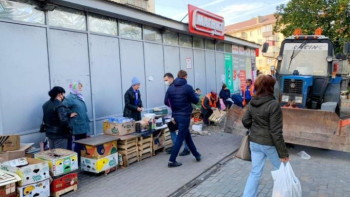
[242,95,289,158]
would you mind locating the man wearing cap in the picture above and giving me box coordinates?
[201,91,221,125]
[123,77,143,121]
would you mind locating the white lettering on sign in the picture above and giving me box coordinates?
[193,9,225,36]
[284,43,328,51]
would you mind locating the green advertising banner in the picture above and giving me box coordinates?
[224,53,233,93]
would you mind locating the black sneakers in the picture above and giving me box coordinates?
[196,153,202,162]
[168,161,182,168]
[179,149,190,156]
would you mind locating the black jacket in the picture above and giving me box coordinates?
[242,95,289,158]
[219,89,231,100]
[123,87,143,121]
[164,78,198,118]
[201,96,221,115]
[42,99,71,139]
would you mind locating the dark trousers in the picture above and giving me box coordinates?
[169,116,200,162]
[203,109,213,125]
[68,133,87,159]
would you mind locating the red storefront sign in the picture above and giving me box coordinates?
[188,4,225,40]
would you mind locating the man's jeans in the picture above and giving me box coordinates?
[243,142,281,197]
[169,116,200,162]
[170,130,189,151]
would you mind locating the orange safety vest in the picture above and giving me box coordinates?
[201,93,218,110]
[243,85,254,106]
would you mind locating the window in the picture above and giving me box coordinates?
[0,0,44,24]
[205,39,215,50]
[262,25,273,33]
[216,42,224,52]
[143,26,162,42]
[163,31,178,45]
[179,34,192,47]
[224,43,232,53]
[241,32,247,39]
[193,37,204,48]
[48,7,86,30]
[257,28,262,35]
[88,13,117,35]
[119,20,142,40]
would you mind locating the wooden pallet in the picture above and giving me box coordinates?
[51,184,77,197]
[118,135,139,167]
[139,152,152,161]
[137,135,153,160]
[103,166,117,175]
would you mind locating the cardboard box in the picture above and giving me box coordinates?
[0,135,20,152]
[81,153,118,173]
[50,172,78,193]
[81,141,118,159]
[103,120,135,136]
[0,143,34,163]
[35,149,78,177]
[1,157,50,186]
[17,179,50,197]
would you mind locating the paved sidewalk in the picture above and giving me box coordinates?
[66,132,242,197]
[181,145,350,197]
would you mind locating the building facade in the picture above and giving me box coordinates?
[0,0,258,143]
[225,14,284,74]
[108,0,155,13]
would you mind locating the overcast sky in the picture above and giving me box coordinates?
[155,0,290,25]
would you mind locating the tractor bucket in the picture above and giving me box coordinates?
[224,106,350,152]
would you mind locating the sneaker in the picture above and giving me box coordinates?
[179,149,190,156]
[165,148,172,154]
[168,161,182,168]
[196,153,202,162]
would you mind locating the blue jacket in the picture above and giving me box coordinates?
[63,93,90,135]
[164,78,198,118]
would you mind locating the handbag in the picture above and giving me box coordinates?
[235,131,251,161]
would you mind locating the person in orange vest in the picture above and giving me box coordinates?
[242,79,254,106]
[201,91,221,125]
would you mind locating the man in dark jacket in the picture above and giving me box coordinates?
[123,77,143,121]
[43,86,76,149]
[201,91,221,125]
[164,70,201,167]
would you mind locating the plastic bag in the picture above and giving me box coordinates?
[220,98,226,110]
[271,162,302,197]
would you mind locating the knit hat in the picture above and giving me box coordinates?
[131,77,141,86]
[210,91,217,99]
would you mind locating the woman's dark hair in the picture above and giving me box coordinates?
[163,73,174,79]
[222,83,227,89]
[48,86,65,100]
[254,75,275,97]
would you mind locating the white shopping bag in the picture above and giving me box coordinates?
[271,162,302,197]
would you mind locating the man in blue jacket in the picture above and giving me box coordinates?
[164,70,201,167]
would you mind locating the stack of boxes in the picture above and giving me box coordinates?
[1,157,51,197]
[35,149,79,196]
[0,169,21,197]
[76,135,119,174]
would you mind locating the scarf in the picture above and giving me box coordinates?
[70,82,84,101]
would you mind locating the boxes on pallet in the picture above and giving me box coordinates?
[17,179,50,197]
[0,158,50,186]
[103,118,135,136]
[81,153,118,173]
[35,149,78,177]
[50,172,78,193]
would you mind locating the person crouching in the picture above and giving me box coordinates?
[201,91,221,125]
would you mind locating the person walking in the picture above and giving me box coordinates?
[219,83,231,109]
[165,70,201,167]
[42,86,76,149]
[164,73,190,156]
[124,77,143,121]
[242,79,254,106]
[201,91,221,125]
[242,75,289,197]
[63,82,90,157]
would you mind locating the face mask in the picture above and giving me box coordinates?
[165,81,170,86]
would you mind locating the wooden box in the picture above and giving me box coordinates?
[35,149,78,177]
[103,120,135,136]
[50,172,78,193]
[17,179,50,197]
[0,170,21,197]
[0,135,20,152]
[81,153,118,173]
[1,157,50,186]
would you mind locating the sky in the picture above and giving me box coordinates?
[155,0,290,25]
